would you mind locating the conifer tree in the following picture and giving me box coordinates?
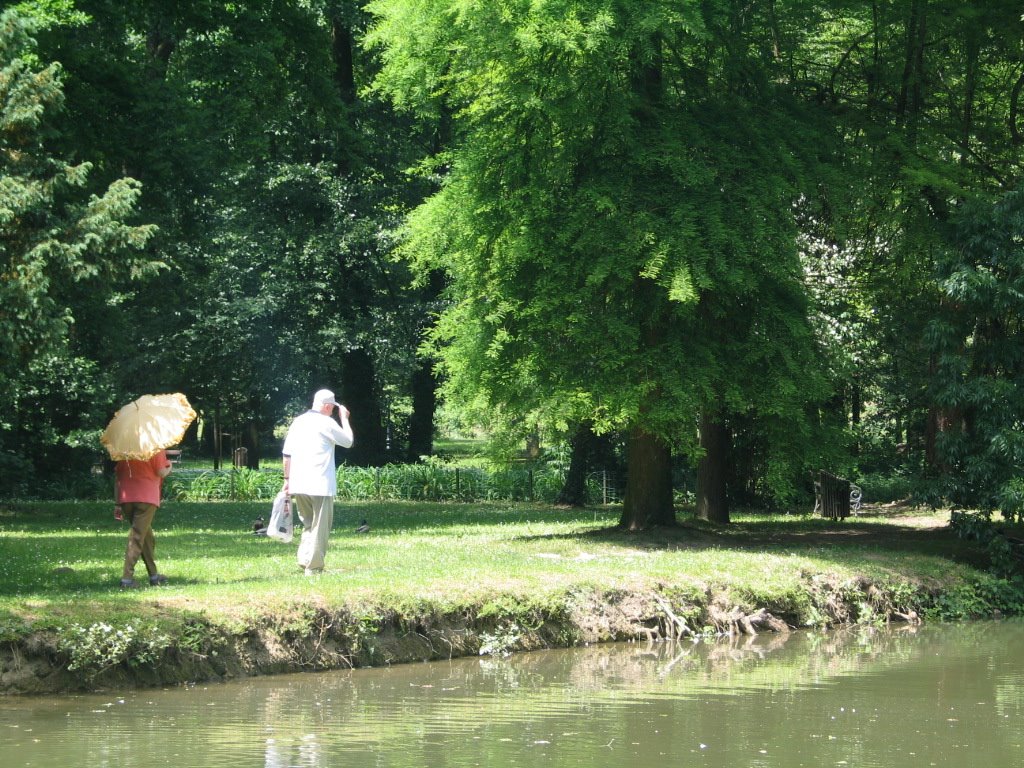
[0,9,158,395]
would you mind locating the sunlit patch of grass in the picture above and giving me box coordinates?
[0,500,981,627]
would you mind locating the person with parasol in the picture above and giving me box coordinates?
[101,393,196,589]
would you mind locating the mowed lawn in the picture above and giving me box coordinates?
[0,499,983,629]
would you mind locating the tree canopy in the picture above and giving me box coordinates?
[1,9,158,486]
[2,1,1024,526]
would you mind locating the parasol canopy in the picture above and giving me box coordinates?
[101,393,197,461]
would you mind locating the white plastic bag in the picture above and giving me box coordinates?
[267,491,293,543]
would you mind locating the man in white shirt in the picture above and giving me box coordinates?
[282,389,355,575]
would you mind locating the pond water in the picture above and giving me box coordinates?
[2,621,1023,767]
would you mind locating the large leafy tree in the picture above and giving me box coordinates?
[27,0,435,469]
[0,9,157,489]
[369,0,834,527]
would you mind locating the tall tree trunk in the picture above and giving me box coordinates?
[406,357,437,461]
[850,377,862,456]
[925,398,962,474]
[557,421,596,507]
[212,404,222,471]
[616,40,671,530]
[896,0,927,142]
[329,14,357,174]
[243,420,260,469]
[961,27,979,154]
[1010,70,1024,145]
[696,413,730,523]
[867,0,881,107]
[525,431,541,459]
[330,15,356,105]
[619,427,674,530]
[766,0,782,62]
[925,297,967,472]
[145,24,176,76]
[341,348,388,466]
[728,423,757,507]
[242,392,260,470]
[850,378,862,427]
[407,269,447,462]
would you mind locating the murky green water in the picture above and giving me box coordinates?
[3,621,1023,767]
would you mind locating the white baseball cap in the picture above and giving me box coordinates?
[312,389,339,409]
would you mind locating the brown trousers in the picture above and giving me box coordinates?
[121,502,159,580]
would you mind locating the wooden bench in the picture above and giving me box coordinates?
[166,449,184,466]
[813,471,861,519]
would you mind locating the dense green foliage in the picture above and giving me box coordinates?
[0,10,157,370]
[368,0,839,525]
[366,0,1024,522]
[2,1,433,482]
[930,186,1024,518]
[0,10,158,488]
[1,1,1023,525]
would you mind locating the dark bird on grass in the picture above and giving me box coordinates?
[356,519,370,533]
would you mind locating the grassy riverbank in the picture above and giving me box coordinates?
[1,499,1019,695]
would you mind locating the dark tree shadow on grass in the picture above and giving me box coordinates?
[513,508,989,569]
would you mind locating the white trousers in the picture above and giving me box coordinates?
[293,494,334,571]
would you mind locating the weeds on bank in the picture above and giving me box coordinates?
[60,621,171,676]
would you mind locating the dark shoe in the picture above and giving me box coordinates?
[119,578,140,589]
[149,574,168,586]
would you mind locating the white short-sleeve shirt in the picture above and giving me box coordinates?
[282,410,354,496]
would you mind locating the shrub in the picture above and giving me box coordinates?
[856,472,913,504]
[164,464,575,503]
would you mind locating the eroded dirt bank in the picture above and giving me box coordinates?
[0,573,947,696]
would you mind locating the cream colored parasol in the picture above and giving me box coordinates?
[101,393,197,461]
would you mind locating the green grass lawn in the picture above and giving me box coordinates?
[0,499,986,629]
